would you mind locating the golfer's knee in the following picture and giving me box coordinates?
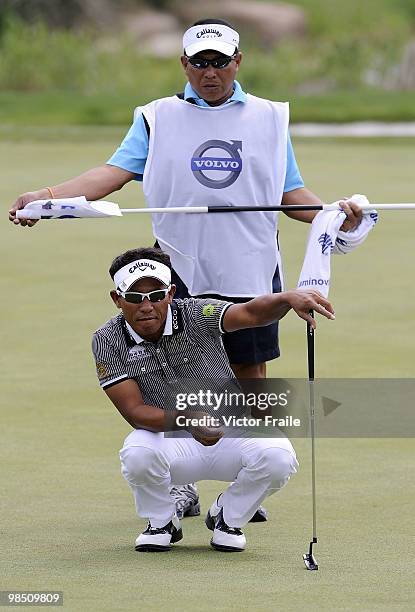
[120,446,164,486]
[262,448,297,489]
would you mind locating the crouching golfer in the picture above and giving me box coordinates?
[92,247,335,552]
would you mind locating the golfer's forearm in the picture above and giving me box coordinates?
[241,293,293,327]
[282,187,322,223]
[49,165,134,200]
[129,405,181,432]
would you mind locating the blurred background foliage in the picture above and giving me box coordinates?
[1,0,415,123]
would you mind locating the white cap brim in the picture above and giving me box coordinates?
[185,40,237,57]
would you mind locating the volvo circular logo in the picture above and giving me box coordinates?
[191,139,242,189]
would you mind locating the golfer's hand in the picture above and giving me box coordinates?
[286,289,335,328]
[338,198,363,232]
[187,411,224,446]
[192,427,223,446]
[9,189,50,227]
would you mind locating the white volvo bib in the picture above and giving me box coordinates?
[140,94,289,297]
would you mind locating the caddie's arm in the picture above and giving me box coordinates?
[104,378,179,432]
[9,164,135,227]
[282,187,363,231]
[282,187,323,223]
[222,289,335,332]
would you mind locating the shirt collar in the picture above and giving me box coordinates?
[125,307,173,345]
[184,80,247,106]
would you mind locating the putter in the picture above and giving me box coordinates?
[303,310,319,571]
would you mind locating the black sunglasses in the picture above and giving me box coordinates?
[186,55,236,70]
[117,286,171,304]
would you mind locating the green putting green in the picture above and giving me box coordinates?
[1,134,414,611]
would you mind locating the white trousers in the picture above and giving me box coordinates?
[119,429,298,528]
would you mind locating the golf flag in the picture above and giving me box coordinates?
[16,197,122,219]
[297,194,378,297]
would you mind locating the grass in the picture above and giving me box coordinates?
[2,89,415,127]
[1,134,414,611]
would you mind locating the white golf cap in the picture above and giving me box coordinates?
[183,24,239,57]
[114,259,171,293]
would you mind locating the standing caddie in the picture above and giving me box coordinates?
[92,247,336,552]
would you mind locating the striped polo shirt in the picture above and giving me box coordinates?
[92,298,236,409]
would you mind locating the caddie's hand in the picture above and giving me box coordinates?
[9,189,50,227]
[287,289,335,329]
[338,198,363,232]
[187,411,224,446]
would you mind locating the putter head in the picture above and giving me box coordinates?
[303,552,318,571]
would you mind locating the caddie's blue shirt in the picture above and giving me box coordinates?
[107,80,304,191]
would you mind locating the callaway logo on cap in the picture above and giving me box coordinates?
[114,259,172,292]
[183,24,239,57]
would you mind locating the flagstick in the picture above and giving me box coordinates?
[119,204,415,214]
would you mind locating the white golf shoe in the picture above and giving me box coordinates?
[135,515,183,552]
[205,498,246,552]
